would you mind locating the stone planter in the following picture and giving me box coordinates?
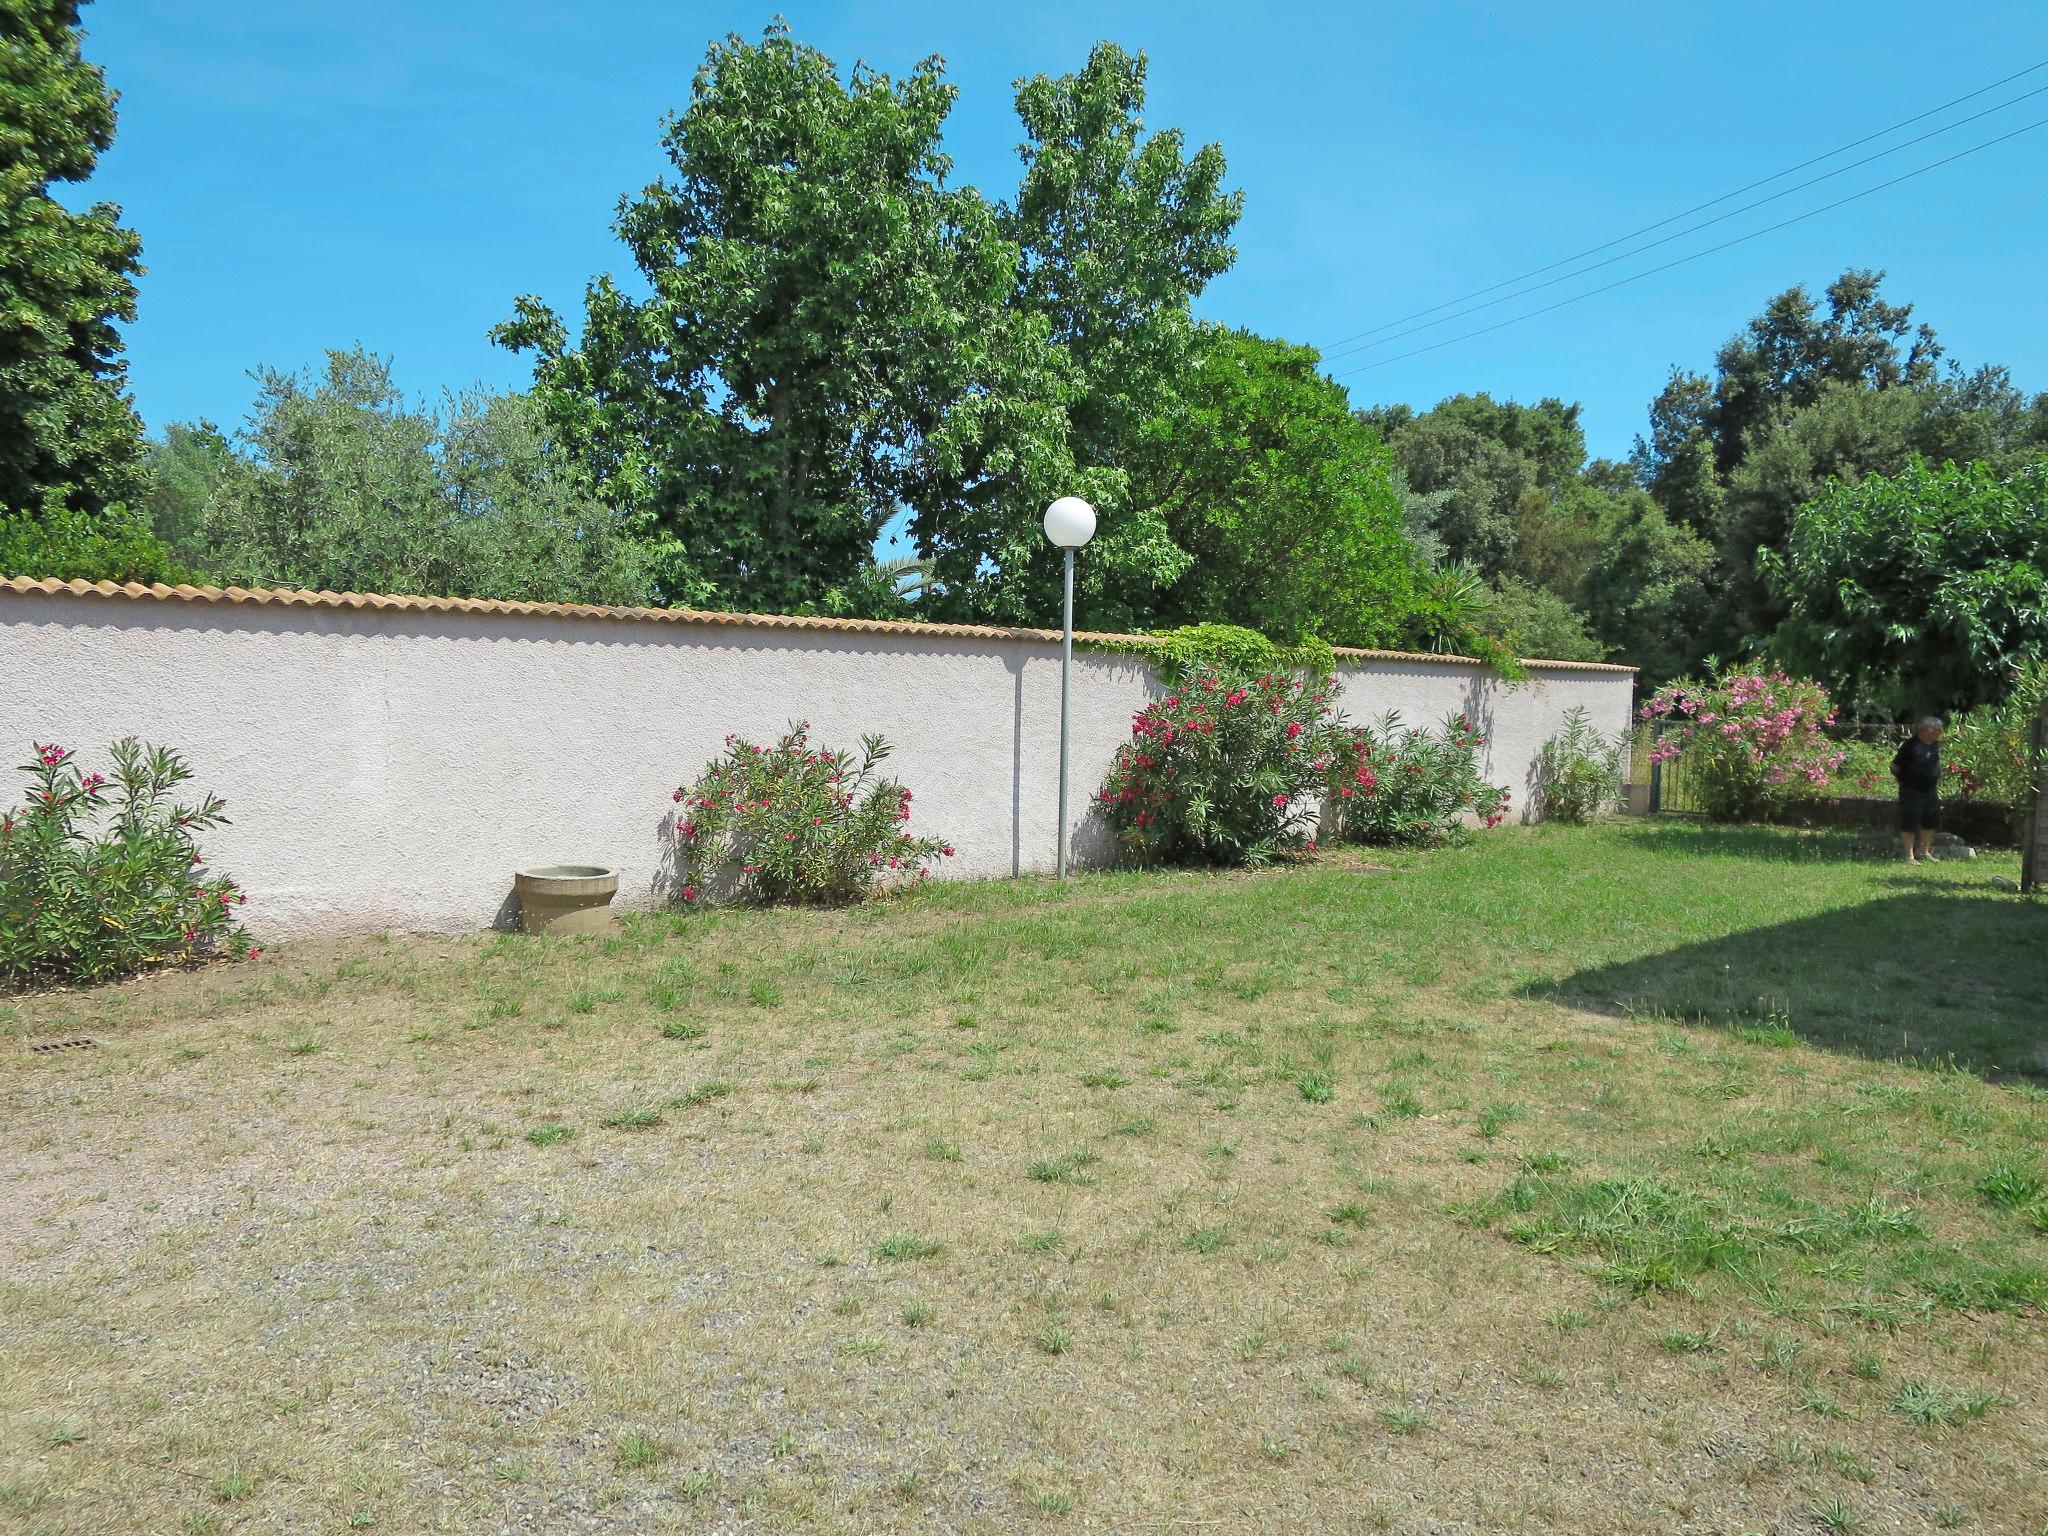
[514,865,619,935]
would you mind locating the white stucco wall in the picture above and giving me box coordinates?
[0,588,1634,938]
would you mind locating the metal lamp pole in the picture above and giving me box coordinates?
[1043,497,1097,879]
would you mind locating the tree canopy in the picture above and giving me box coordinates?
[1768,455,2048,718]
[0,0,163,579]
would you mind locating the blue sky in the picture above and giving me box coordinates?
[77,1,2048,464]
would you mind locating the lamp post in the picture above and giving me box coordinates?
[1043,496,1097,878]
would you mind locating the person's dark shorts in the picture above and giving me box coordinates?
[1899,788,1941,832]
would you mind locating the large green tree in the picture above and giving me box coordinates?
[0,0,163,578]
[161,349,659,605]
[1360,395,1586,578]
[1123,327,1414,646]
[1768,455,2048,717]
[1634,269,1942,540]
[497,26,1083,615]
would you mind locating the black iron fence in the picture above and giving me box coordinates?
[1629,720,1909,816]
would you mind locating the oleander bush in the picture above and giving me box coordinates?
[1326,712,1510,847]
[672,724,952,904]
[1535,706,1623,824]
[0,739,253,984]
[1942,657,2048,839]
[1638,666,1845,823]
[1097,670,1341,866]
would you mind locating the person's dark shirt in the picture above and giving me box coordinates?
[1892,736,1941,793]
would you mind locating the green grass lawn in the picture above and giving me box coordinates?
[2,821,2043,1534]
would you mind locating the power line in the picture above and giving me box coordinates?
[1319,79,2048,363]
[1321,57,2048,353]
[1330,113,2048,380]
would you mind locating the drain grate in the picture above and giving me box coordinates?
[27,1038,98,1054]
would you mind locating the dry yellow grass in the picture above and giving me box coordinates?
[2,825,2043,1534]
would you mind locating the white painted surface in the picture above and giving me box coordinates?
[0,592,1634,937]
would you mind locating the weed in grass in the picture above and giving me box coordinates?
[1890,1380,2004,1428]
[182,1515,221,1535]
[901,1302,935,1328]
[1079,1068,1129,1089]
[211,1471,256,1503]
[925,1138,963,1162]
[840,1335,886,1360]
[658,1018,708,1042]
[1547,1308,1593,1334]
[1735,1014,1799,1049]
[1932,1503,1971,1528]
[1312,1226,1352,1246]
[1753,1334,1804,1376]
[1027,1150,1101,1185]
[1027,1489,1075,1515]
[1477,1102,1522,1139]
[1849,1351,1882,1381]
[1489,1174,1753,1294]
[566,988,602,1015]
[44,1423,84,1446]
[1513,1360,1565,1389]
[1325,1201,1371,1229]
[1975,1161,2042,1212]
[873,1235,944,1262]
[670,1081,734,1109]
[1107,1115,1157,1137]
[749,978,784,1007]
[524,1123,575,1148]
[1296,1069,1336,1104]
[1259,1436,1295,1461]
[1035,1324,1073,1355]
[1379,1083,1422,1119]
[1657,1328,1716,1354]
[1798,1387,1851,1420]
[0,1485,49,1513]
[1018,1229,1065,1255]
[1808,1494,1860,1534]
[600,1108,663,1131]
[1377,1406,1429,1434]
[1183,1225,1230,1255]
[616,1433,668,1471]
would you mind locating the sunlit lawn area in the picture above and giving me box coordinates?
[3,821,2044,1534]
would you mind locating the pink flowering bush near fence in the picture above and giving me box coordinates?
[0,738,253,983]
[671,724,952,905]
[1098,672,1340,866]
[1640,666,1845,822]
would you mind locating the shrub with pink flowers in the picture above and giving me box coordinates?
[671,724,951,904]
[1325,712,1510,847]
[1,739,252,985]
[1638,666,1846,822]
[1098,671,1341,866]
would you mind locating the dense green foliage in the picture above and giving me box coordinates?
[0,0,166,579]
[1769,457,2048,717]
[1125,328,1416,645]
[672,726,952,904]
[1535,707,1624,825]
[1640,667,1845,823]
[146,350,660,604]
[1,739,250,982]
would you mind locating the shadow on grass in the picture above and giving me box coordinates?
[1528,890,2048,1081]
[1603,819,1880,863]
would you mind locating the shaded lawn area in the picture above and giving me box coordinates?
[2,821,2044,1536]
[1527,822,2048,1080]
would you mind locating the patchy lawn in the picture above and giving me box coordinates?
[2,822,2044,1535]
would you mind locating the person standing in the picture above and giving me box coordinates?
[1891,717,1944,862]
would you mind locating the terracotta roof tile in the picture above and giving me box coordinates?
[0,574,1637,673]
